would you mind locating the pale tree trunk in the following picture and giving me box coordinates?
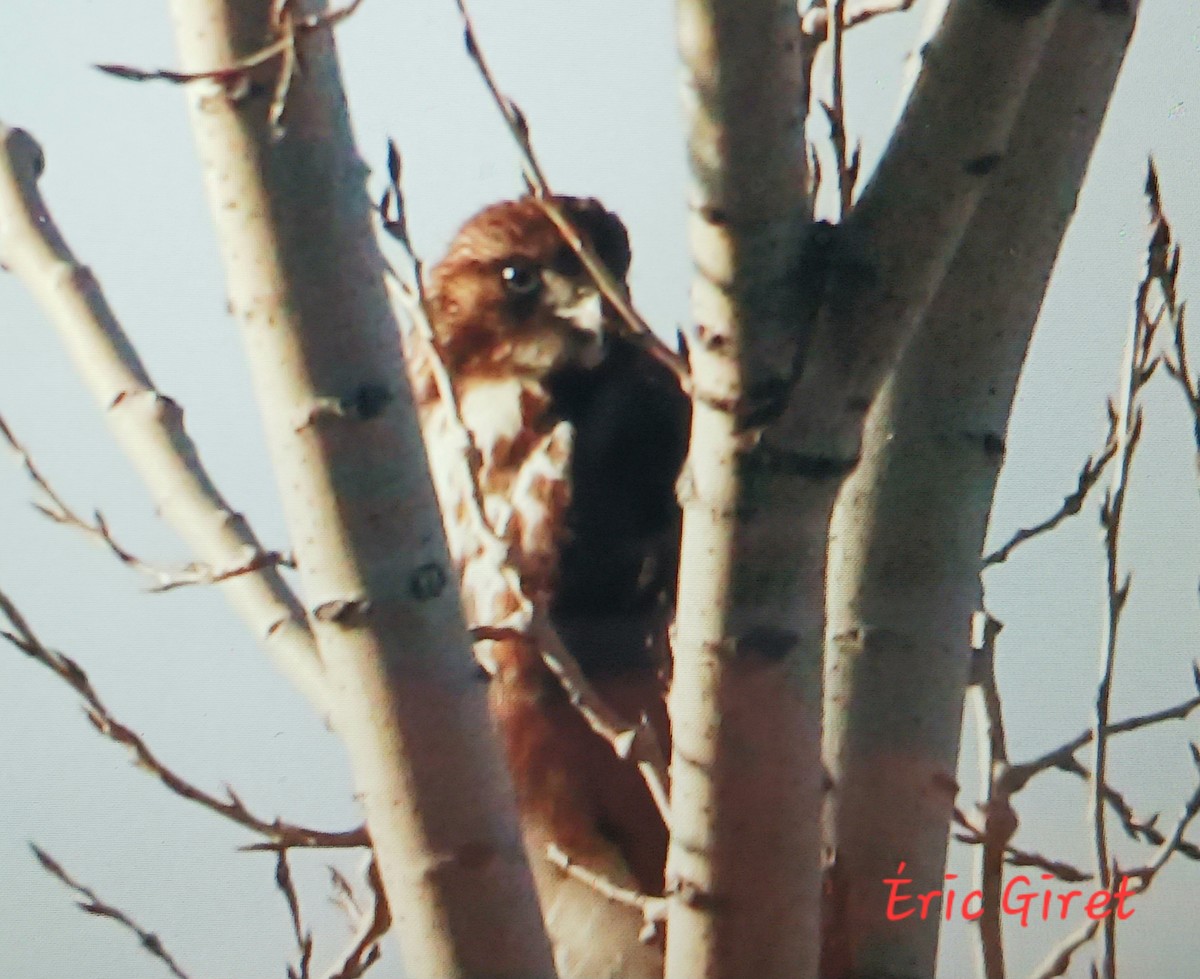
[0,124,329,714]
[166,1,553,976]
[822,1,1141,976]
[667,1,1065,977]
[667,0,817,976]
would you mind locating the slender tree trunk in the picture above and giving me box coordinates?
[667,1,820,976]
[167,2,553,975]
[822,1,1141,975]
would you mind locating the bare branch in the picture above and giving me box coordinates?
[323,858,389,979]
[0,124,327,712]
[546,843,667,922]
[1028,919,1101,979]
[1052,753,1200,863]
[451,0,547,192]
[800,0,917,41]
[272,846,314,979]
[0,412,294,590]
[532,613,672,823]
[1124,745,1200,886]
[1027,751,1200,979]
[95,0,365,134]
[382,154,513,577]
[535,198,692,388]
[450,0,690,389]
[0,586,366,851]
[983,427,1119,566]
[1002,681,1200,796]
[30,844,194,979]
[953,812,1091,884]
[1089,163,1165,979]
[968,614,1017,979]
[1162,302,1199,456]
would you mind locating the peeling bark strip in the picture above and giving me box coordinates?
[166,1,553,976]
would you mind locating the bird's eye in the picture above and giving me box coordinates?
[501,261,541,296]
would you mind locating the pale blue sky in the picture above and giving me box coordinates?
[1,2,1198,977]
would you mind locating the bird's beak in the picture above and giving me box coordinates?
[543,271,608,367]
[558,288,605,338]
[562,288,606,368]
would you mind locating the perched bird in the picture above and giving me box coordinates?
[409,196,689,976]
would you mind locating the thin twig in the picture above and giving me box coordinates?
[953,811,1091,884]
[328,865,364,921]
[1052,753,1200,862]
[1162,303,1198,461]
[272,846,314,979]
[323,856,389,979]
[966,625,1200,979]
[0,413,294,589]
[800,0,917,42]
[452,0,547,191]
[968,613,1016,979]
[1028,919,1101,979]
[450,0,691,389]
[0,125,326,709]
[821,0,858,218]
[546,841,667,945]
[532,611,672,824]
[1089,162,1164,979]
[467,615,673,826]
[95,0,363,84]
[1154,163,1198,473]
[1123,744,1200,886]
[381,147,534,640]
[1000,672,1200,796]
[545,843,664,917]
[95,0,364,136]
[30,844,194,979]
[0,587,366,851]
[983,426,1119,566]
[1025,813,1200,979]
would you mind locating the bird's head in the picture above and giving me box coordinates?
[428,196,631,380]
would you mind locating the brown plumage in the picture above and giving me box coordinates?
[409,196,688,974]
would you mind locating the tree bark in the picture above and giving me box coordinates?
[667,2,819,976]
[0,124,330,714]
[822,1,1141,975]
[669,1,1062,977]
[167,2,554,975]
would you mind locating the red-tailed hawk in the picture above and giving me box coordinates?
[407,196,689,977]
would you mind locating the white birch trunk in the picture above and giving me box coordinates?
[823,1,1141,975]
[167,2,554,975]
[668,2,820,976]
[669,0,1063,977]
